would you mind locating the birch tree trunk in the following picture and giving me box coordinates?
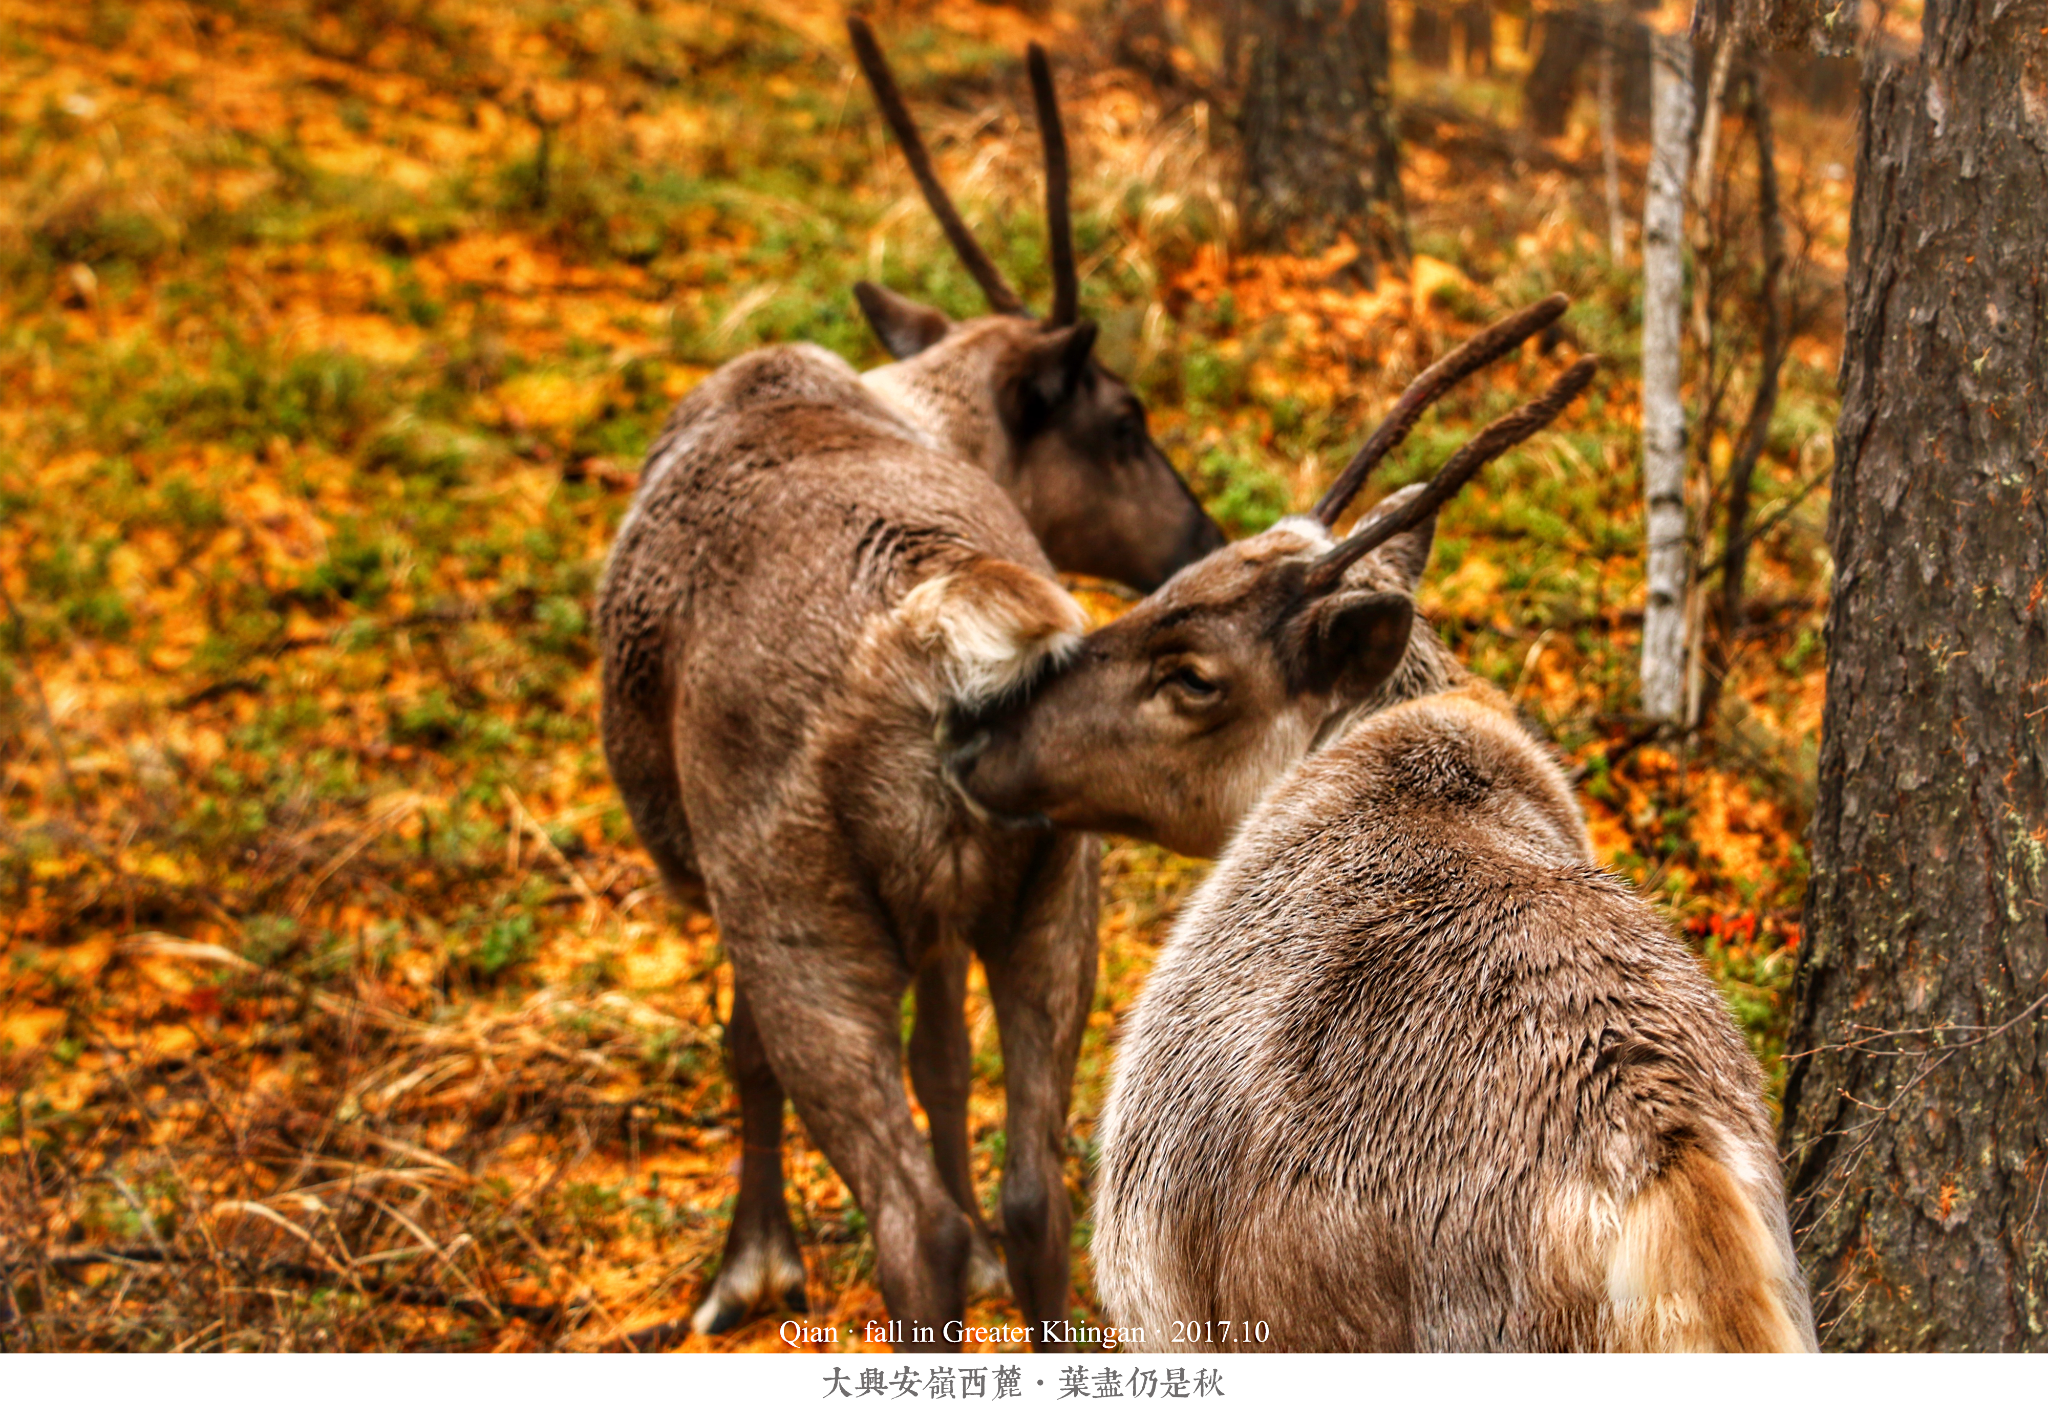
[1696,59,1785,732]
[1637,30,1693,725]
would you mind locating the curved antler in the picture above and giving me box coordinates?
[847,16,1027,316]
[1026,43,1079,329]
[1311,294,1572,526]
[1305,356,1599,595]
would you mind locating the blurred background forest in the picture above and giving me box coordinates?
[0,0,1856,1350]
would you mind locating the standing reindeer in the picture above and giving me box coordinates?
[952,300,1818,1351]
[597,23,1221,1345]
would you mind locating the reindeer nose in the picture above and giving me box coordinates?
[941,729,1051,832]
[943,728,989,785]
[1143,506,1226,590]
[1183,509,1227,562]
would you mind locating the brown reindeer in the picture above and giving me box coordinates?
[951,303,1817,1351]
[842,19,1221,590]
[597,24,1218,1344]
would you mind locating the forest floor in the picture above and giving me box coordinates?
[0,0,1851,1351]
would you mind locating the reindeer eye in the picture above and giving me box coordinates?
[1167,666,1220,698]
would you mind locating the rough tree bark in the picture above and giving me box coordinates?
[1457,0,1492,74]
[1637,29,1692,726]
[1410,3,1452,67]
[1238,0,1410,281]
[1596,12,1625,261]
[1524,7,1598,137]
[1776,0,2048,1350]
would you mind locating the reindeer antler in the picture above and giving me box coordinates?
[1305,356,1599,595]
[1026,44,1079,329]
[1312,294,1572,526]
[848,16,1028,316]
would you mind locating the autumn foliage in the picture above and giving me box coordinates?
[0,0,1848,1350]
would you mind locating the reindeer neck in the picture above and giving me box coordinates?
[860,344,1006,477]
[1311,620,1477,754]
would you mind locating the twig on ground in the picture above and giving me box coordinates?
[502,787,606,931]
[0,577,80,806]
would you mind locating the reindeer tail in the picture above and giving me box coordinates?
[1605,1146,1817,1352]
[894,557,1084,713]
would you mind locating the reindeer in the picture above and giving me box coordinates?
[950,300,1818,1351]
[596,23,1220,1345]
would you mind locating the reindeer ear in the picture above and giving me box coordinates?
[1355,484,1438,590]
[996,321,1097,435]
[1378,514,1437,590]
[1283,588,1413,699]
[855,281,952,359]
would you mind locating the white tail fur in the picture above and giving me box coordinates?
[896,562,1085,711]
[1605,1147,1814,1352]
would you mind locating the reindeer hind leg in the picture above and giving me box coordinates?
[973,832,1099,1350]
[692,985,808,1335]
[910,947,1008,1301]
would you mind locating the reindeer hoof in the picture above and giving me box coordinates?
[964,1235,1009,1302]
[691,1240,811,1336]
[691,1293,750,1337]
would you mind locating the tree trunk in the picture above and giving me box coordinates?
[1410,3,1452,68]
[1781,0,2048,1350]
[1523,7,1595,137]
[1689,0,1855,53]
[1113,0,1184,93]
[1696,58,1785,734]
[1238,0,1409,281]
[1612,16,1655,133]
[1522,2,1653,133]
[1457,1,1492,74]
[1637,29,1692,727]
[1680,33,1735,730]
[1596,12,1623,261]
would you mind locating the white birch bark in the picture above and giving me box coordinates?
[1639,31,1694,725]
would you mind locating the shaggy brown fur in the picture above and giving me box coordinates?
[954,497,1816,1352]
[601,16,1217,1343]
[597,323,1218,1347]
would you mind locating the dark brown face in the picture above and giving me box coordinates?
[1002,348,1225,594]
[949,524,1413,859]
[853,294,1224,592]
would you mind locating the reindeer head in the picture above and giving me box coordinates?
[847,21,1223,592]
[950,298,1596,858]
